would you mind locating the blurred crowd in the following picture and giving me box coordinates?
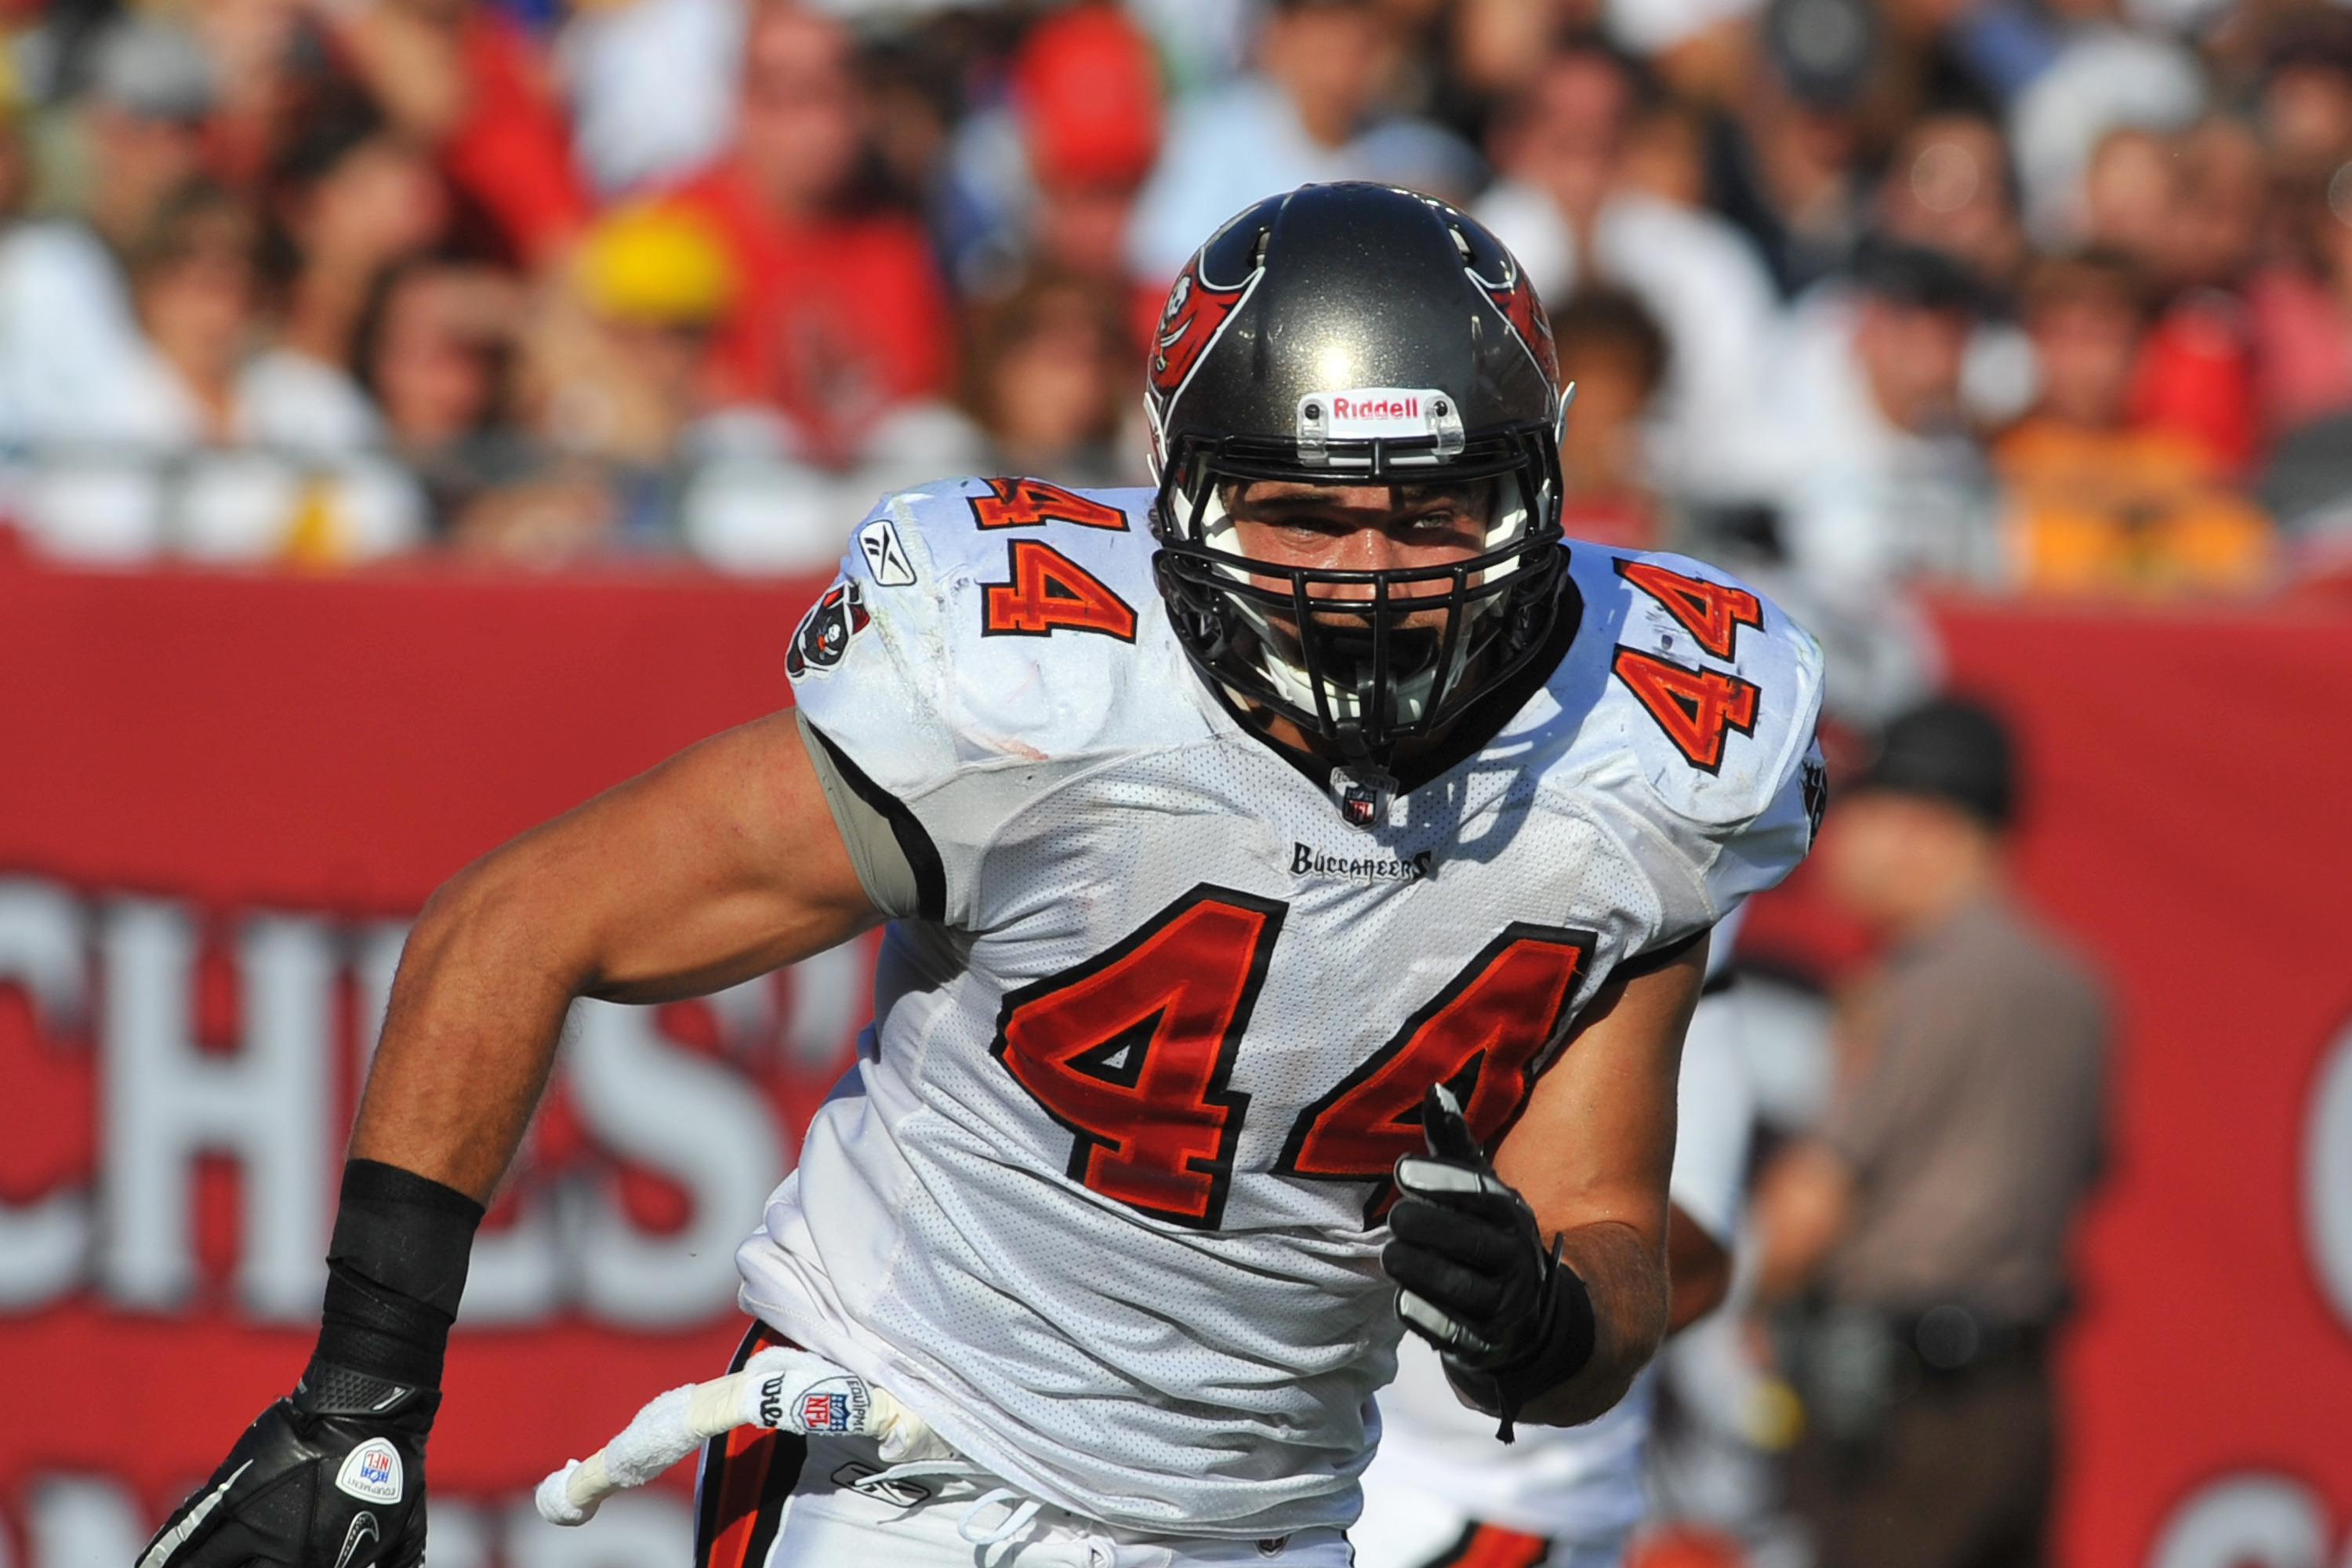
[1,0,2350,612]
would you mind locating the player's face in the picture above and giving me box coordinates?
[1225,480,1494,609]
[1215,479,1502,757]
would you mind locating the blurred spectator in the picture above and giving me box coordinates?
[354,254,528,524]
[1707,0,1874,298]
[557,0,746,198]
[2246,166,2352,439]
[1475,40,1780,501]
[1126,0,1481,281]
[1876,112,2026,294]
[1755,698,2106,1568]
[1758,242,2002,599]
[942,2,1162,296]
[331,0,590,266]
[1994,252,2273,595]
[957,269,1129,488]
[264,95,449,394]
[659,1,956,468]
[2003,0,2202,246]
[77,16,218,256]
[2256,15,2352,189]
[127,181,263,444]
[448,203,736,562]
[1552,287,1671,550]
[2084,119,2264,473]
[0,14,219,458]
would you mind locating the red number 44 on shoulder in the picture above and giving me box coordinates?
[968,477,1129,532]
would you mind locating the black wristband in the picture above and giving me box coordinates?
[314,1160,485,1392]
[1443,1255,1598,1442]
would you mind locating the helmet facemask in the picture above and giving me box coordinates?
[1152,424,1566,775]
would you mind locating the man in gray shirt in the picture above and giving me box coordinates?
[1755,698,2107,1568]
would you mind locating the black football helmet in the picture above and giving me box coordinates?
[1147,183,1570,785]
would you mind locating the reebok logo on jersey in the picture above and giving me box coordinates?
[1290,843,1432,883]
[335,1439,403,1504]
[856,516,918,586]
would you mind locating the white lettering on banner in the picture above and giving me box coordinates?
[28,1476,148,1568]
[570,1000,785,1326]
[0,875,855,1327]
[0,880,91,1308]
[2147,1475,2329,1568]
[0,1480,691,1568]
[2303,1017,2352,1334]
[100,902,335,1319]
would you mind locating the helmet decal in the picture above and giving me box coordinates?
[1149,255,1257,413]
[1474,259,1559,390]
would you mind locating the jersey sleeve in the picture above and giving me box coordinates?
[783,478,1171,929]
[1572,549,1828,932]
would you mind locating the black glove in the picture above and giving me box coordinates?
[139,1364,435,1568]
[1381,1084,1596,1440]
[140,1161,482,1568]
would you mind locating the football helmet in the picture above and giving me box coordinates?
[1147,183,1569,784]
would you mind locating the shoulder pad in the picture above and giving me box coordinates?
[786,477,1193,801]
[1555,546,1825,900]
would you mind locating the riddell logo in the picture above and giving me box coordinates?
[1330,394,1418,421]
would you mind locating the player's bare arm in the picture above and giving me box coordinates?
[354,713,877,1199]
[1492,934,1705,1425]
[135,717,874,1568]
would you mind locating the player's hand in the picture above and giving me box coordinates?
[138,1364,435,1568]
[1381,1083,1561,1370]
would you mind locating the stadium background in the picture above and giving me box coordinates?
[0,0,2348,1564]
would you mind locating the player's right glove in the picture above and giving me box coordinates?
[138,1364,435,1568]
[140,1160,483,1568]
[1381,1084,1597,1440]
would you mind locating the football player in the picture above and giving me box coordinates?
[140,183,1822,1568]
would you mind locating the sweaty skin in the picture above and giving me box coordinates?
[351,487,1693,1431]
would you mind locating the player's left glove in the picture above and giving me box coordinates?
[1381,1084,1597,1440]
[137,1364,434,1568]
[140,1160,481,1568]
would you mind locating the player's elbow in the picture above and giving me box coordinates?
[408,836,593,998]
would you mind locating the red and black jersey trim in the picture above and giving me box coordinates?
[1406,1519,1555,1568]
[691,1322,804,1568]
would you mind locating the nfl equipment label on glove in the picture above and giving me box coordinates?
[336,1439,404,1504]
[761,1371,872,1435]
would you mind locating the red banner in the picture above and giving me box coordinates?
[0,557,2346,1567]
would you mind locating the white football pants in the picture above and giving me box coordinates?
[754,1436,1353,1568]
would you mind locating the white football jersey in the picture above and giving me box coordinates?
[735,478,1824,1540]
